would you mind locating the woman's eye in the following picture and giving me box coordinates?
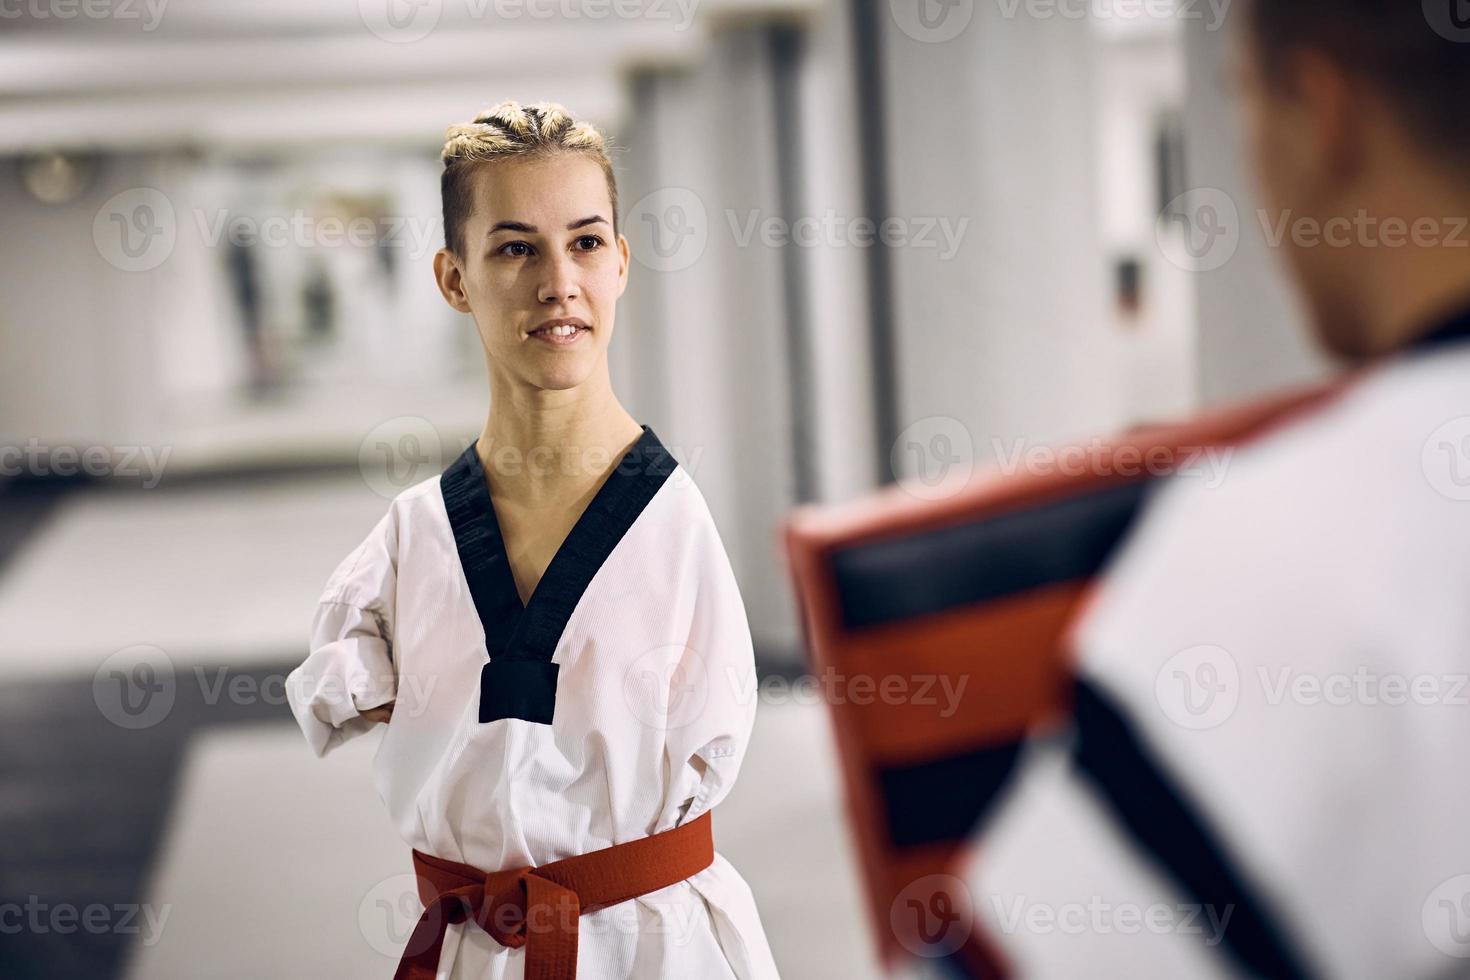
[499,241,533,258]
[575,235,604,251]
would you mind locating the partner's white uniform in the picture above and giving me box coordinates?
[286,426,780,979]
[969,320,1470,978]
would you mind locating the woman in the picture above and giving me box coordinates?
[286,101,780,980]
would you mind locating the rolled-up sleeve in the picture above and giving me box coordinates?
[286,509,399,758]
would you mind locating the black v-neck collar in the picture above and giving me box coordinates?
[441,424,677,665]
[1402,300,1470,358]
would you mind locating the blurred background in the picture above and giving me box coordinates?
[0,0,1331,976]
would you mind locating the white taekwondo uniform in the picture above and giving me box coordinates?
[969,306,1470,979]
[287,425,781,980]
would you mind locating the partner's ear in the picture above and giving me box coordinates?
[1284,47,1366,187]
[433,247,474,314]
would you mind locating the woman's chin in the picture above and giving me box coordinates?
[525,357,597,392]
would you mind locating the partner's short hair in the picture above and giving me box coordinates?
[439,100,618,258]
[1244,0,1470,167]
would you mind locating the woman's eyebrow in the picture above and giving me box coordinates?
[487,215,608,235]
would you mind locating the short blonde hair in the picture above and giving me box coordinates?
[440,100,619,257]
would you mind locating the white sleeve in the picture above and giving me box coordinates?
[659,518,759,830]
[285,508,400,758]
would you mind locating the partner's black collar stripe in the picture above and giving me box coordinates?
[441,425,677,665]
[1404,301,1470,356]
[1071,679,1318,980]
[441,442,524,661]
[829,480,1150,630]
[876,741,1023,849]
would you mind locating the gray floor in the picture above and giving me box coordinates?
[0,475,884,979]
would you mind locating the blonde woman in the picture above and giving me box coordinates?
[287,101,780,980]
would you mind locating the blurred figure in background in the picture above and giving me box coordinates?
[974,1,1470,976]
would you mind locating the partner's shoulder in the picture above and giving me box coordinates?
[1076,351,1470,671]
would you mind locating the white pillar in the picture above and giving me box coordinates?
[880,1,1127,477]
[615,26,803,663]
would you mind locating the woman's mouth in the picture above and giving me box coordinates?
[528,321,589,347]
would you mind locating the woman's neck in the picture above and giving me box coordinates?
[475,376,643,505]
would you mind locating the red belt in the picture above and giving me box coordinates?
[393,812,715,980]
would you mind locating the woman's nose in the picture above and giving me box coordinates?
[537,254,579,304]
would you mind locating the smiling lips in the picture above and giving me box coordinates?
[528,317,590,346]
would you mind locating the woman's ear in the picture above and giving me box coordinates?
[615,232,631,298]
[433,247,473,313]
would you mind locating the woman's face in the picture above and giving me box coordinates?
[436,153,629,393]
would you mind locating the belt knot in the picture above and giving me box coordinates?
[392,812,714,980]
[471,868,581,950]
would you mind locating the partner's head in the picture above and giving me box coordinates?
[433,101,628,392]
[1235,0,1470,359]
